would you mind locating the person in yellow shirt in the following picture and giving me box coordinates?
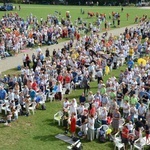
[129,47,134,59]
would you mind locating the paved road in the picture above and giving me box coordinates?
[0,24,137,73]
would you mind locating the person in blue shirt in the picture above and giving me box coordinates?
[127,59,134,71]
[29,89,36,102]
[0,86,7,104]
[79,92,86,104]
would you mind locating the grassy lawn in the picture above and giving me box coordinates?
[0,4,150,30]
[0,4,150,150]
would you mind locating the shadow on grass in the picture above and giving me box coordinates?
[33,134,59,142]
[43,118,64,130]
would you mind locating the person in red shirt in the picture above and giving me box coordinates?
[89,104,96,117]
[32,79,38,91]
[64,73,71,91]
[70,112,76,137]
[57,73,64,84]
[121,125,129,150]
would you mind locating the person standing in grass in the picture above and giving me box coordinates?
[63,108,69,134]
[121,125,129,150]
[70,112,76,138]
[111,107,121,134]
[130,94,138,106]
[87,114,95,141]
[126,13,129,21]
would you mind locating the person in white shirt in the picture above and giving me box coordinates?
[138,103,146,120]
[57,81,62,100]
[127,121,134,133]
[77,103,85,117]
[87,114,95,141]
[122,100,130,119]
[69,98,77,116]
[8,89,15,101]
[63,98,70,110]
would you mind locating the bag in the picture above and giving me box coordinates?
[17,65,21,70]
[0,119,6,123]
[72,142,83,150]
[65,89,70,94]
[72,137,80,142]
[55,93,60,100]
[41,104,46,110]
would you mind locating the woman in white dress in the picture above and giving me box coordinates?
[69,98,77,116]
[87,114,95,141]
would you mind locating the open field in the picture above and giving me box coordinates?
[0,4,150,29]
[0,4,150,150]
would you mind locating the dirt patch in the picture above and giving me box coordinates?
[139,7,150,9]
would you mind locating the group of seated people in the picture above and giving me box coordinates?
[0,16,149,150]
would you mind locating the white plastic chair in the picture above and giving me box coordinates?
[1,102,10,115]
[54,111,63,126]
[16,104,21,115]
[29,102,37,115]
[114,140,125,150]
[114,131,122,143]
[39,94,47,104]
[48,92,55,102]
[133,137,146,150]
[96,124,109,139]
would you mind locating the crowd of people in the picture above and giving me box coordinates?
[0,9,150,149]
[0,9,149,60]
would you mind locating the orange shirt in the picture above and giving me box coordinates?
[122,127,129,139]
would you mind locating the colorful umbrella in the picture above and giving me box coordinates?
[137,58,147,66]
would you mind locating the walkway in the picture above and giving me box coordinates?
[0,24,137,73]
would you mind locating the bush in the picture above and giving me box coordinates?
[129,3,136,6]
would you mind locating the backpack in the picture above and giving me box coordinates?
[41,104,46,110]
[65,89,70,94]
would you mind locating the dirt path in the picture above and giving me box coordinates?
[0,24,137,73]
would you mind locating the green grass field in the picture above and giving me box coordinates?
[0,4,150,30]
[0,4,150,150]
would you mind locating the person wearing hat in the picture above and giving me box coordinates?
[100,107,108,125]
[111,107,121,134]
[100,84,106,96]
[127,121,134,133]
[101,93,109,107]
[109,89,116,100]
